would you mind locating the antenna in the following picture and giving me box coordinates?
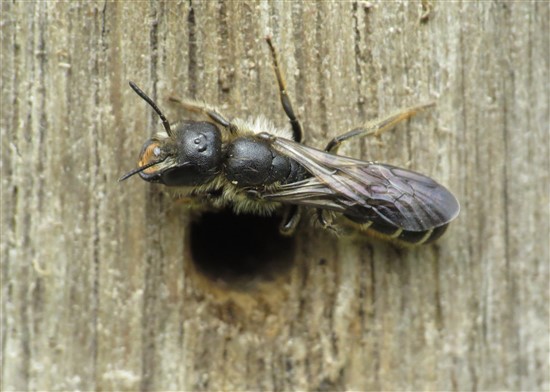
[118,157,167,182]
[129,81,173,137]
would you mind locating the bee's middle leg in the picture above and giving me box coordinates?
[266,37,303,143]
[265,37,305,235]
[279,205,301,236]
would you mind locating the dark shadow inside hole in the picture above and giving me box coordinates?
[189,210,295,284]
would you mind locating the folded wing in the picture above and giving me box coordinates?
[261,136,460,232]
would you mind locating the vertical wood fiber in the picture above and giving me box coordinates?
[2,2,548,391]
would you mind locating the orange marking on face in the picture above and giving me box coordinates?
[139,142,161,174]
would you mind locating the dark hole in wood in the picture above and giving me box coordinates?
[189,210,295,284]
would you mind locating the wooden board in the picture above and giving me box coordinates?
[2,1,548,390]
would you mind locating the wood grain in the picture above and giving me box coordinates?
[2,1,548,391]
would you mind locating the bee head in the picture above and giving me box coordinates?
[120,82,222,186]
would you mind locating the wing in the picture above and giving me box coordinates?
[260,135,460,232]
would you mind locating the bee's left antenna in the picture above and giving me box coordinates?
[129,81,173,137]
[118,157,167,182]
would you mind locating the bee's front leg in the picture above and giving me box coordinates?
[168,96,239,134]
[175,188,224,210]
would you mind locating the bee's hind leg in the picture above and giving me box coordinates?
[316,209,342,235]
[168,96,239,134]
[324,103,435,153]
[266,37,304,143]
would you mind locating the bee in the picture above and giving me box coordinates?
[120,38,459,246]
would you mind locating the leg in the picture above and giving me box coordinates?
[266,37,305,234]
[316,209,330,229]
[266,37,304,143]
[324,102,435,153]
[279,205,301,236]
[316,209,341,235]
[168,96,239,134]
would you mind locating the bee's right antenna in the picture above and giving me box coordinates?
[129,81,173,137]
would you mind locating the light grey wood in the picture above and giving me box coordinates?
[2,1,548,391]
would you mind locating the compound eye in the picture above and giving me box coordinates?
[139,141,162,174]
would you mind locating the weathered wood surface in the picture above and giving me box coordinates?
[2,1,548,391]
